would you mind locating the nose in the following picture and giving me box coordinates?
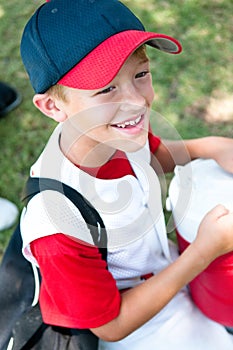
[120,83,146,112]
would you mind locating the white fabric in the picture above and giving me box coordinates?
[167,158,233,242]
[99,290,233,350]
[0,197,18,231]
[20,124,233,349]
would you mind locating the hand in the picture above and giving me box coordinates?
[193,205,233,265]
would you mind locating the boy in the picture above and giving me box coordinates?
[20,0,233,349]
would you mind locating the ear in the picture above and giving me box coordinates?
[33,93,68,122]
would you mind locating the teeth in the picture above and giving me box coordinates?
[116,115,142,128]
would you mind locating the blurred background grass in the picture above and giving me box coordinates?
[0,0,232,255]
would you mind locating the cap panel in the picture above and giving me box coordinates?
[20,6,62,93]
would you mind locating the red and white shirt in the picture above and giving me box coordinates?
[20,124,233,350]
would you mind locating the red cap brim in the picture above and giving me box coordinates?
[58,30,182,90]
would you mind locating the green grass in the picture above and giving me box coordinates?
[0,0,232,255]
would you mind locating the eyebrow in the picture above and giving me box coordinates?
[137,57,149,64]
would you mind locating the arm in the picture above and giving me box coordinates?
[152,136,233,174]
[91,205,233,341]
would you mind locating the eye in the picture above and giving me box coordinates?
[135,70,150,79]
[97,86,116,95]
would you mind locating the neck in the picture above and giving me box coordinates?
[59,127,115,168]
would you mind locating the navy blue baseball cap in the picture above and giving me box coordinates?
[20,0,182,94]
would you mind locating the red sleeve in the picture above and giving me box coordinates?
[31,234,121,329]
[148,126,161,154]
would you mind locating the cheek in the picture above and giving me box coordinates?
[148,88,155,105]
[140,78,154,107]
[68,103,119,132]
[147,80,155,104]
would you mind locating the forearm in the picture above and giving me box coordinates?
[152,138,191,173]
[153,136,233,174]
[91,242,210,342]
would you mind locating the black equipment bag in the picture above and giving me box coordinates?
[0,177,107,350]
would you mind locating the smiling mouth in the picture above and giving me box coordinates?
[112,115,143,129]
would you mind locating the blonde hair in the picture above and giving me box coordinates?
[47,83,68,103]
[133,44,148,60]
[47,45,148,102]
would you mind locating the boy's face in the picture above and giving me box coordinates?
[60,50,155,155]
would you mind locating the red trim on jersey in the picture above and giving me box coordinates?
[77,131,160,179]
[77,149,135,179]
[148,128,161,154]
[30,131,160,328]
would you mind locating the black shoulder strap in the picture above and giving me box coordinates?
[0,178,108,349]
[22,177,107,261]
